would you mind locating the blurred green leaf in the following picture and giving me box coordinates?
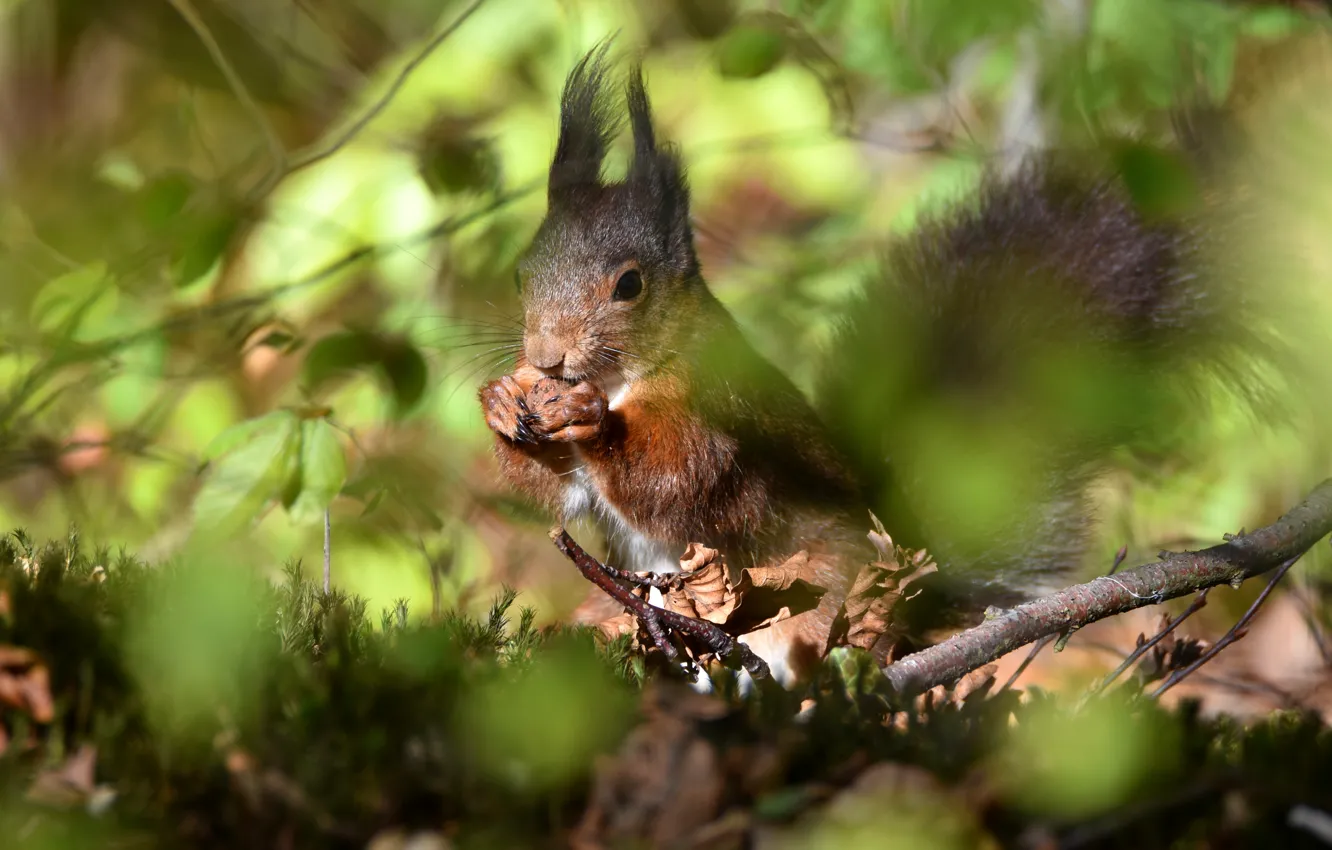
[171,208,240,287]
[1114,142,1199,219]
[29,263,114,337]
[675,0,737,39]
[381,339,429,416]
[287,418,348,525]
[718,24,787,79]
[1002,695,1179,817]
[199,410,296,468]
[304,331,429,416]
[303,331,382,393]
[419,135,501,196]
[461,639,633,791]
[139,172,195,230]
[193,410,301,533]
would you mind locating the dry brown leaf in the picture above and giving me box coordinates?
[596,611,639,642]
[0,646,54,724]
[1135,615,1211,685]
[828,516,937,655]
[664,545,829,635]
[27,744,98,808]
[666,544,737,624]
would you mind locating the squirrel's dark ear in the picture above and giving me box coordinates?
[626,65,693,255]
[549,42,618,201]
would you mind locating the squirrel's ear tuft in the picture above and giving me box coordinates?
[626,65,693,256]
[550,42,619,200]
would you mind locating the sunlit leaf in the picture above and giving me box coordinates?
[287,418,348,525]
[29,263,114,336]
[199,410,296,468]
[718,24,787,79]
[193,411,301,533]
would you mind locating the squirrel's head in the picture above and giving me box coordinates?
[516,45,701,385]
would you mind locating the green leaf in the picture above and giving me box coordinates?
[381,341,428,416]
[30,263,114,336]
[172,209,240,287]
[302,331,381,394]
[674,0,737,39]
[303,332,429,415]
[287,418,348,525]
[199,410,296,469]
[193,411,301,533]
[1114,142,1198,220]
[418,136,500,196]
[140,172,195,230]
[717,24,787,79]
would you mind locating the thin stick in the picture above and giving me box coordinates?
[1000,634,1056,692]
[166,0,287,192]
[322,509,332,595]
[1151,555,1299,698]
[549,527,770,680]
[881,479,1332,697]
[1095,588,1211,694]
[1108,544,1129,575]
[286,0,488,175]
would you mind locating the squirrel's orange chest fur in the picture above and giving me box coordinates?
[559,374,685,576]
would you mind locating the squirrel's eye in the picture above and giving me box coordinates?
[513,269,523,294]
[612,269,643,302]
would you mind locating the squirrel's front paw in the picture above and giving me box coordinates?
[479,375,537,444]
[524,378,607,443]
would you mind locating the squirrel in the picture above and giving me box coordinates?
[478,46,1277,684]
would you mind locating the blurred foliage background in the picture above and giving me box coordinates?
[0,0,1330,631]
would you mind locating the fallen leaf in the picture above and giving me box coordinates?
[666,544,736,623]
[1134,615,1210,685]
[826,514,937,656]
[0,646,54,724]
[27,744,100,808]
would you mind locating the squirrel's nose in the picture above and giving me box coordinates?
[525,336,566,373]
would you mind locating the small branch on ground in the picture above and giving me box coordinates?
[1151,554,1300,698]
[322,509,332,595]
[1094,588,1211,695]
[549,527,771,681]
[881,479,1332,698]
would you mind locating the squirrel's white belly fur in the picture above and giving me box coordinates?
[560,374,681,575]
[559,374,792,687]
[561,454,680,577]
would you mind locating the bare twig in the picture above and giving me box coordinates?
[286,0,488,175]
[1152,555,1300,698]
[999,633,1055,692]
[881,479,1332,697]
[166,0,287,193]
[322,509,331,595]
[548,527,771,681]
[1108,544,1129,575]
[1290,583,1332,667]
[1094,588,1211,694]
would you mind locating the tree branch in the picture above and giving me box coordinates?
[881,479,1332,697]
[166,0,287,192]
[285,0,488,176]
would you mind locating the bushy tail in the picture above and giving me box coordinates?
[817,154,1279,627]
